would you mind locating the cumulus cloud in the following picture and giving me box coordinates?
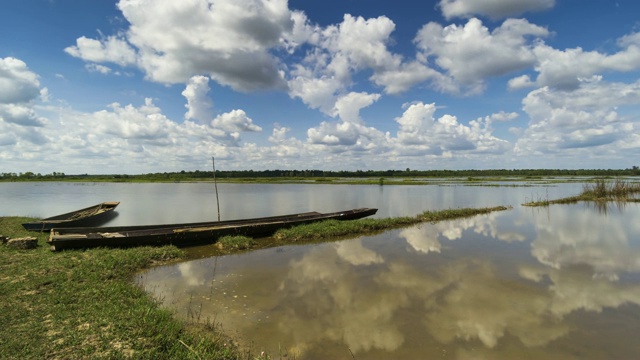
[514,39,640,90]
[514,79,640,156]
[286,14,406,110]
[63,0,293,91]
[0,57,42,104]
[414,18,549,93]
[94,99,176,142]
[0,104,48,127]
[65,35,137,67]
[115,0,291,90]
[393,102,511,156]
[369,61,446,95]
[182,75,213,123]
[0,57,48,127]
[211,109,262,134]
[307,92,385,146]
[287,73,343,114]
[438,0,556,20]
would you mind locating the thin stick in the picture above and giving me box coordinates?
[212,156,221,221]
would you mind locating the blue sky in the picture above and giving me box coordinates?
[1,0,640,174]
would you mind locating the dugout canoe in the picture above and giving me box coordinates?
[22,202,120,232]
[47,207,378,251]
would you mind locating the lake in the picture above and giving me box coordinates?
[3,181,640,358]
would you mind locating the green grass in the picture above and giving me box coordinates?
[217,235,256,250]
[0,217,249,360]
[274,206,510,242]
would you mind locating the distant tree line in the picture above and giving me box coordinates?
[2,167,640,182]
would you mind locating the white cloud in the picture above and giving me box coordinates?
[0,57,41,104]
[182,75,213,123]
[438,0,555,20]
[332,92,380,124]
[211,109,262,133]
[307,92,386,147]
[393,102,511,156]
[521,39,640,90]
[85,63,113,74]
[0,57,48,128]
[322,14,400,73]
[65,35,137,67]
[115,0,292,90]
[414,18,549,93]
[286,14,405,109]
[514,79,640,157]
[0,104,48,127]
[287,73,343,114]
[369,61,446,95]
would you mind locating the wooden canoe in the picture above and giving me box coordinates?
[22,202,120,232]
[47,208,377,251]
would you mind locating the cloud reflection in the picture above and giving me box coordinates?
[137,204,640,358]
[530,204,640,280]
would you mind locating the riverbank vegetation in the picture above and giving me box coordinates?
[2,167,639,183]
[1,205,510,359]
[0,217,245,360]
[523,178,640,206]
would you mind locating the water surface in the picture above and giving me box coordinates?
[0,181,578,223]
[138,201,640,359]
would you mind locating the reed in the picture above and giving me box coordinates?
[581,178,640,199]
[523,178,640,206]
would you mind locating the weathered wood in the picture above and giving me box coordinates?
[7,237,38,249]
[22,202,120,231]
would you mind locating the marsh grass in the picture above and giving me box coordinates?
[0,217,250,360]
[523,178,640,207]
[582,178,640,199]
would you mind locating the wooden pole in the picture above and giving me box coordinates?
[212,156,221,221]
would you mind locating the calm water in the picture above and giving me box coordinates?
[4,181,640,358]
[137,202,640,359]
[0,181,576,223]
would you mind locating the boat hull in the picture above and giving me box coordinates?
[48,208,377,251]
[22,202,120,232]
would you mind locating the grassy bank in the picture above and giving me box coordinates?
[0,217,245,360]
[523,178,640,206]
[1,205,510,359]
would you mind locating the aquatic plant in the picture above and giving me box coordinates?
[523,178,640,206]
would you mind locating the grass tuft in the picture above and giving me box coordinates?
[217,235,256,250]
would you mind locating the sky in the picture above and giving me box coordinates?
[1,0,640,174]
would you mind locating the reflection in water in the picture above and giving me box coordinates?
[137,204,640,359]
